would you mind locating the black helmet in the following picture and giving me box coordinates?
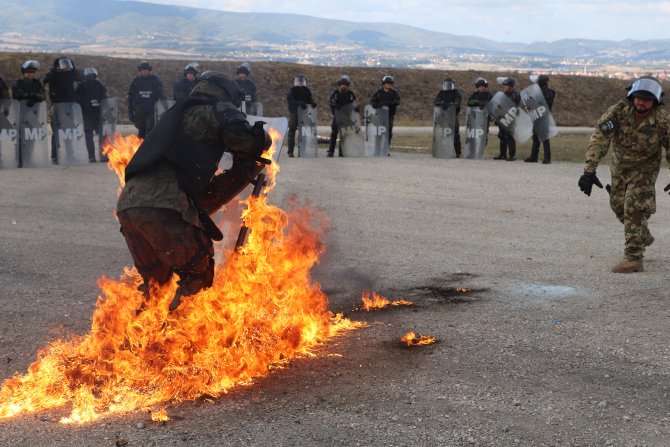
[236,62,251,75]
[538,75,549,86]
[184,62,199,75]
[192,71,243,107]
[337,74,351,86]
[56,58,74,71]
[501,77,515,87]
[21,60,40,74]
[137,61,152,71]
[627,75,663,104]
[382,75,394,85]
[441,78,456,91]
[474,77,488,88]
[83,67,98,79]
[294,75,307,87]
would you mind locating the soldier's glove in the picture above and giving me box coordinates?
[663,183,670,195]
[354,106,360,113]
[300,102,307,110]
[311,102,317,108]
[441,103,449,110]
[578,171,603,196]
[26,99,35,107]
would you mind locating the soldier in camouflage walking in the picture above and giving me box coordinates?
[578,76,670,273]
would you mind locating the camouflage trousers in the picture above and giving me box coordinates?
[609,169,658,260]
[118,207,214,298]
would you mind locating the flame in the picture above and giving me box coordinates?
[151,408,169,422]
[455,288,470,293]
[400,332,437,347]
[102,132,143,191]
[360,290,413,311]
[0,131,361,423]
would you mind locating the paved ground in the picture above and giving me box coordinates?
[1,152,669,446]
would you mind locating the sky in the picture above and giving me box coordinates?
[126,0,670,43]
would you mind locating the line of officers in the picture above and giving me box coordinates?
[284,73,556,162]
[0,59,259,168]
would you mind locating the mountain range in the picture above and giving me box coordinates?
[0,0,668,68]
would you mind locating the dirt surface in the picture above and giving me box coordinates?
[1,153,670,446]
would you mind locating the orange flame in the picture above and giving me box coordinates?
[0,131,361,423]
[360,290,413,311]
[102,132,143,192]
[400,332,437,347]
[151,408,169,422]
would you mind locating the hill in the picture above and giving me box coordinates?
[0,51,641,127]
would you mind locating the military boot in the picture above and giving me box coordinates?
[611,258,644,273]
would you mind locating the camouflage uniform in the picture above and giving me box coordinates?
[585,99,670,260]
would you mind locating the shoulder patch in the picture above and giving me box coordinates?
[598,117,618,135]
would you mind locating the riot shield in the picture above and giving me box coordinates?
[0,99,19,169]
[485,92,533,144]
[464,107,489,159]
[432,105,457,158]
[18,101,48,168]
[520,84,558,142]
[364,105,390,157]
[334,103,364,157]
[154,99,176,123]
[247,102,263,117]
[53,102,88,165]
[99,97,118,159]
[216,115,289,253]
[297,104,318,157]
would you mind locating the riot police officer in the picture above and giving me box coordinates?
[117,71,272,311]
[328,75,357,157]
[286,75,316,158]
[235,62,257,114]
[12,61,46,168]
[466,77,493,108]
[370,75,400,148]
[44,57,83,164]
[173,62,199,101]
[76,67,108,162]
[525,75,556,164]
[128,61,164,138]
[494,77,521,161]
[434,78,463,158]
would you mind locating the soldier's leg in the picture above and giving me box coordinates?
[507,135,516,160]
[542,139,551,163]
[145,113,156,137]
[454,118,461,158]
[388,114,395,146]
[526,134,540,162]
[494,131,507,159]
[84,126,96,162]
[50,117,59,163]
[287,112,298,157]
[135,110,147,139]
[328,116,338,157]
[622,172,657,261]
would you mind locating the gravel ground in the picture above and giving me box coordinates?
[1,153,669,446]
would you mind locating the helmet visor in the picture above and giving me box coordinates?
[57,59,73,71]
[628,78,662,103]
[442,80,455,91]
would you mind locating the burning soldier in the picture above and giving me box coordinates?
[578,76,670,273]
[117,72,272,311]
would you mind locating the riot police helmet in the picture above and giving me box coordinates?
[83,67,98,79]
[191,70,243,107]
[501,77,515,87]
[627,75,663,104]
[236,63,251,76]
[21,60,40,74]
[56,58,74,71]
[337,75,351,86]
[474,77,488,88]
[136,61,152,71]
[441,78,456,91]
[184,62,199,75]
[382,75,394,85]
[294,75,307,87]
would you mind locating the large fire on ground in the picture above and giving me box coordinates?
[0,131,360,423]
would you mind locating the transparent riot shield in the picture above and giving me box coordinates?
[215,115,289,253]
[485,92,533,144]
[432,105,457,158]
[334,103,364,157]
[99,97,118,159]
[53,102,88,165]
[0,99,19,169]
[246,102,263,117]
[297,104,318,157]
[364,105,390,157]
[18,101,48,168]
[520,84,558,142]
[154,99,176,123]
[464,107,489,159]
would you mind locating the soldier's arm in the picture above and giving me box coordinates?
[585,105,618,171]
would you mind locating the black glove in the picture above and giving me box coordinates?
[664,183,670,194]
[300,103,307,110]
[354,106,360,113]
[441,103,449,110]
[578,171,603,196]
[311,102,317,108]
[26,99,35,107]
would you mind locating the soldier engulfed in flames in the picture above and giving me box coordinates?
[0,130,358,423]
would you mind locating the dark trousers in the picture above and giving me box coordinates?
[134,110,155,139]
[118,207,214,300]
[287,112,298,155]
[328,116,343,156]
[498,129,515,158]
[530,134,551,161]
[84,125,101,161]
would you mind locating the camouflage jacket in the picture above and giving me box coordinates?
[586,100,670,173]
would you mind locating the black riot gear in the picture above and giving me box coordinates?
[193,71,243,107]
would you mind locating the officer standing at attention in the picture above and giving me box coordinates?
[327,75,357,158]
[578,76,670,273]
[434,78,463,158]
[76,67,108,162]
[370,75,400,149]
[128,61,164,138]
[44,57,82,164]
[286,75,316,158]
[525,75,556,164]
[173,62,199,101]
[494,77,521,161]
[235,62,257,114]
